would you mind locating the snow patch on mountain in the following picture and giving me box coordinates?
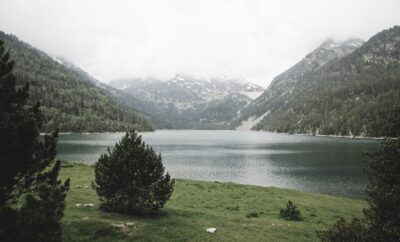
[242,91,263,100]
[108,74,264,128]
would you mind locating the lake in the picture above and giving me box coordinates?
[56,130,378,198]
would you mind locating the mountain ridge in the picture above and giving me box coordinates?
[110,74,264,129]
[235,26,400,136]
[0,31,153,132]
[235,38,365,129]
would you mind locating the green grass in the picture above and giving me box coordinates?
[60,162,367,242]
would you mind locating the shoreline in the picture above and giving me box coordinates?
[45,129,385,140]
[291,132,384,140]
[60,162,367,241]
[40,130,155,135]
[62,161,367,200]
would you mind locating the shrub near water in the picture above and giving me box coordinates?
[93,130,174,215]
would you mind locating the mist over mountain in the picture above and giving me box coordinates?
[110,74,264,129]
[1,1,400,241]
[1,25,398,136]
[110,74,264,100]
[235,26,400,136]
[0,31,153,132]
[235,38,364,129]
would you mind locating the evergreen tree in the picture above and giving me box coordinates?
[363,106,400,241]
[318,218,368,242]
[93,130,174,215]
[318,106,400,241]
[0,40,70,242]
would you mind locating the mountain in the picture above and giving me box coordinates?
[235,26,400,136]
[0,31,153,132]
[51,57,173,128]
[110,74,264,129]
[235,38,364,130]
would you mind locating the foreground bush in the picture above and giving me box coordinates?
[280,200,302,221]
[93,130,174,215]
[317,218,367,242]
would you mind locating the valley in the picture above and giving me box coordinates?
[1,26,399,136]
[1,2,399,241]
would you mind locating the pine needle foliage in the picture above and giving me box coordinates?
[318,106,400,241]
[93,130,174,215]
[0,40,70,242]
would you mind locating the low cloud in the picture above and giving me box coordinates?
[1,0,399,87]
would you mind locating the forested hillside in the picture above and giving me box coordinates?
[196,93,252,129]
[236,26,400,136]
[0,31,153,132]
[234,38,363,130]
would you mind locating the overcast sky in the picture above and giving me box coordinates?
[0,0,399,87]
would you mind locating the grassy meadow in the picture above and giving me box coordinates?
[60,162,367,242]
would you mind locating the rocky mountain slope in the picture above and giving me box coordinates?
[0,31,153,132]
[235,26,400,136]
[110,74,264,129]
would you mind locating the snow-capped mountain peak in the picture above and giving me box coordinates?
[108,74,264,128]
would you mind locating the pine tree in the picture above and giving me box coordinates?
[317,106,400,241]
[93,130,174,215]
[363,106,400,241]
[0,40,70,242]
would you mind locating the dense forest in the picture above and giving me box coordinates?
[236,26,400,137]
[0,31,153,132]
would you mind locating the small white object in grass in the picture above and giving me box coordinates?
[75,203,82,207]
[87,203,94,207]
[84,185,89,189]
[206,228,216,233]
[126,222,135,226]
[82,217,89,220]
[112,223,126,229]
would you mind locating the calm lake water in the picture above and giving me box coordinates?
[57,130,378,198]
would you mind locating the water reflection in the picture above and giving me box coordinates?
[56,130,378,198]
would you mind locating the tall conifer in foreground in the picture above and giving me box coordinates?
[318,106,400,241]
[0,40,70,242]
[93,130,174,215]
